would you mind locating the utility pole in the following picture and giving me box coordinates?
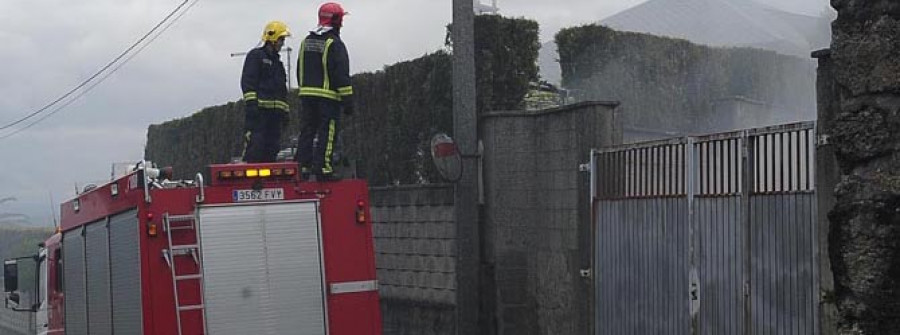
[452,0,480,334]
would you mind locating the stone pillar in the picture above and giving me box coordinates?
[825,1,900,333]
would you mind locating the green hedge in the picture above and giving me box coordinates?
[344,52,453,185]
[472,15,541,112]
[555,24,815,134]
[146,15,539,185]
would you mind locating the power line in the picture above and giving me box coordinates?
[0,0,201,140]
[0,0,192,133]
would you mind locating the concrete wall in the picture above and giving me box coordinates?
[370,185,457,335]
[480,101,621,335]
[370,101,620,335]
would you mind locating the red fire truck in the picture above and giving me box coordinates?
[3,161,383,335]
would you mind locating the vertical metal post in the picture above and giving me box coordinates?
[811,125,824,335]
[741,132,754,335]
[628,150,634,197]
[286,47,293,89]
[452,1,480,334]
[779,132,785,192]
[687,137,699,335]
[591,150,598,203]
[678,144,684,195]
[788,132,794,191]
[762,135,768,193]
[590,150,599,335]
[657,147,662,196]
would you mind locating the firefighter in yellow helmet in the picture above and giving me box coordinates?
[296,2,353,181]
[240,21,292,162]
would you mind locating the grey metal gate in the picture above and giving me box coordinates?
[591,122,818,335]
[199,201,327,335]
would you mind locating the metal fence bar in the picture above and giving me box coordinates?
[809,127,820,334]
[762,134,768,193]
[725,140,731,195]
[755,136,760,194]
[644,148,650,197]
[742,134,753,335]
[809,129,815,190]
[627,150,633,198]
[657,147,662,197]
[778,132,783,192]
[789,131,795,191]
[718,140,724,195]
[687,137,698,335]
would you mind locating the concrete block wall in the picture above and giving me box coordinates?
[370,184,457,335]
[481,101,622,335]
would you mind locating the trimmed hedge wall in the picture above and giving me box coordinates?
[555,24,816,135]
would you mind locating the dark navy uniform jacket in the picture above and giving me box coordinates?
[297,30,353,105]
[241,46,289,112]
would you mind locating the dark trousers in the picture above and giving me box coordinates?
[242,107,285,163]
[297,98,341,174]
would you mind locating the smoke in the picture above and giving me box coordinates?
[0,213,29,222]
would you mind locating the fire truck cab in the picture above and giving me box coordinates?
[4,161,382,335]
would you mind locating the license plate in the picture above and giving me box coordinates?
[233,188,285,202]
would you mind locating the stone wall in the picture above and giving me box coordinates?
[821,1,900,333]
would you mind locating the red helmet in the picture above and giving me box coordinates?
[318,2,347,27]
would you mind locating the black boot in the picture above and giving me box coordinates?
[300,166,312,181]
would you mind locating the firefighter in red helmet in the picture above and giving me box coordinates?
[296,2,353,181]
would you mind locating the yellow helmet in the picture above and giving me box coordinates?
[261,21,291,43]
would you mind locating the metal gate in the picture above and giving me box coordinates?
[199,200,328,335]
[591,122,818,335]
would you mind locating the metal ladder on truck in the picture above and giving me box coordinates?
[163,213,207,335]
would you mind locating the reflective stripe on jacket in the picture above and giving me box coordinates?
[241,46,290,112]
[297,32,353,102]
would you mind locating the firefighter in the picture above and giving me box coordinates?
[296,2,354,181]
[241,21,292,163]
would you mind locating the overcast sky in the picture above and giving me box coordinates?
[0,0,827,227]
